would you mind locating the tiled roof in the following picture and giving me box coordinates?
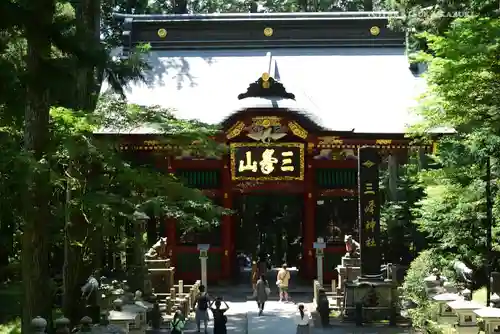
[99,47,425,134]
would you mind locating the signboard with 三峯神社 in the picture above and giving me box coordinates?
[230,143,305,181]
[358,147,381,277]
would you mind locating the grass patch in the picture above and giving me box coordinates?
[473,287,488,306]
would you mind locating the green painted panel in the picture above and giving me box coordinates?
[315,168,357,189]
[324,252,343,272]
[175,252,222,273]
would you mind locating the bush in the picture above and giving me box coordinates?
[402,250,459,334]
[402,249,456,304]
[407,302,442,333]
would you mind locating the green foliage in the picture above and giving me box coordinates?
[380,153,427,262]
[402,249,455,303]
[403,18,500,274]
[402,250,454,333]
[407,302,442,333]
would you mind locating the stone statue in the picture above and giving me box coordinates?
[145,237,168,259]
[81,271,100,306]
[344,235,360,258]
[81,270,101,324]
[453,260,473,286]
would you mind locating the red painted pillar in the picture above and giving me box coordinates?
[165,157,177,266]
[221,160,233,280]
[303,159,315,279]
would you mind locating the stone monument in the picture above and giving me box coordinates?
[343,147,396,324]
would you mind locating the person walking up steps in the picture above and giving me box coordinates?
[255,274,270,316]
[277,263,291,302]
[194,285,210,333]
[210,297,229,334]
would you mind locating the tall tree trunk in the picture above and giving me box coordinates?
[74,0,101,111]
[364,0,373,11]
[21,0,55,332]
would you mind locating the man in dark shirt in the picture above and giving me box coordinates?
[194,285,210,333]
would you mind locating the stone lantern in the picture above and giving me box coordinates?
[54,316,71,334]
[31,317,47,334]
[130,210,149,292]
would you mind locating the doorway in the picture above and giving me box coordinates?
[234,194,304,271]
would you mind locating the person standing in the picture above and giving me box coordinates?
[277,263,291,302]
[255,275,270,316]
[294,304,311,334]
[194,285,210,333]
[210,297,229,334]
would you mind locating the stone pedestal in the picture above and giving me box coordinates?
[342,256,361,267]
[447,300,483,327]
[432,292,462,317]
[336,257,361,291]
[474,308,500,334]
[343,278,395,323]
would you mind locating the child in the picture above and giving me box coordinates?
[171,310,185,334]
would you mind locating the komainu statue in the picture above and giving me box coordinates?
[145,237,168,259]
[344,235,360,258]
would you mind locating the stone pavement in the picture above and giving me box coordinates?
[183,301,248,333]
[247,301,415,334]
[181,299,415,334]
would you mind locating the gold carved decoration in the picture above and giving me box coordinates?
[375,139,392,145]
[252,116,281,128]
[230,142,305,181]
[264,27,273,37]
[318,136,344,146]
[288,121,308,139]
[157,28,168,38]
[245,117,287,143]
[226,121,245,139]
[370,26,380,36]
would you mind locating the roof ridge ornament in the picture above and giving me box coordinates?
[237,72,295,100]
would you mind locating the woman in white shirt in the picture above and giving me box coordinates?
[294,304,311,334]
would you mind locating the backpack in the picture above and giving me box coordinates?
[172,318,184,331]
[197,293,209,310]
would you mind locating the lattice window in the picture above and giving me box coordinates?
[175,169,221,189]
[315,168,357,189]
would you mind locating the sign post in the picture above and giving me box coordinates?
[197,244,210,289]
[358,146,381,279]
[313,237,326,285]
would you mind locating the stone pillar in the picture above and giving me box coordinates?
[132,211,148,292]
[491,272,500,295]
[357,147,382,279]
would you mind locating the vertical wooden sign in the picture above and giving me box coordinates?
[358,147,381,277]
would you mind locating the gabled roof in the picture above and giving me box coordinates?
[99,13,426,135]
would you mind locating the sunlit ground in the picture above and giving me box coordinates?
[0,320,21,334]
